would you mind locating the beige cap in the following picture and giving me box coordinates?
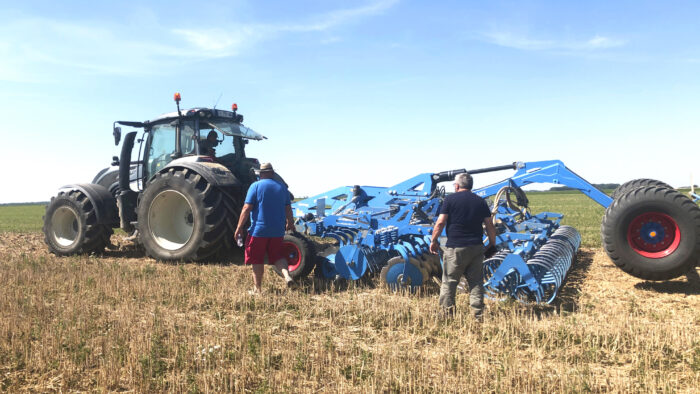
[259,162,274,173]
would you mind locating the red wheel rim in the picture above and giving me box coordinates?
[626,212,680,258]
[281,241,302,272]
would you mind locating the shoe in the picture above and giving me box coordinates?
[248,289,261,296]
[286,280,298,289]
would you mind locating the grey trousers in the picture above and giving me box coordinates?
[439,245,485,318]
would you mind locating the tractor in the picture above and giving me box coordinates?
[42,93,314,275]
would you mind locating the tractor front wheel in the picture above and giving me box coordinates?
[602,186,700,280]
[137,168,237,261]
[43,190,113,255]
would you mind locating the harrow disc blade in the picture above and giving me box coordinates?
[383,257,424,291]
[334,245,368,280]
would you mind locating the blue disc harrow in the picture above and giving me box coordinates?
[293,160,611,304]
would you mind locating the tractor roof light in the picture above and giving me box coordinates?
[174,92,181,103]
[232,103,238,111]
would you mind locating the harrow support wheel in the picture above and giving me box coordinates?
[611,178,673,200]
[43,190,113,255]
[281,233,316,279]
[602,186,700,280]
[137,168,237,261]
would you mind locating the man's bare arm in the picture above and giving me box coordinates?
[285,205,295,232]
[483,216,497,247]
[430,213,448,254]
[234,203,253,240]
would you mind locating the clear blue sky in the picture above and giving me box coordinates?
[0,0,698,203]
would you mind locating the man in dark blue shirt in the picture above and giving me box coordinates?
[430,173,497,319]
[235,162,295,294]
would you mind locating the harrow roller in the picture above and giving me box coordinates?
[484,226,581,303]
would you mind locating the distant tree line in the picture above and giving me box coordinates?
[0,202,48,206]
[549,184,698,191]
[548,183,620,191]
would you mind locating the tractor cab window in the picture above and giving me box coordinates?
[147,121,197,176]
[148,123,176,175]
[181,122,196,155]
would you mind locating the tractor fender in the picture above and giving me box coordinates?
[57,183,119,226]
[162,160,243,190]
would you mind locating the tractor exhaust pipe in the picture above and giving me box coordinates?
[118,131,138,232]
[119,132,136,192]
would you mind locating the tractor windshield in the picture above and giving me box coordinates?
[208,120,265,140]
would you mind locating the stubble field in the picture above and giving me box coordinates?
[0,192,698,392]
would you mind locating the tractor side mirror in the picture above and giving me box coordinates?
[113,126,122,146]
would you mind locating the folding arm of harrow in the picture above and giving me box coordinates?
[472,160,612,208]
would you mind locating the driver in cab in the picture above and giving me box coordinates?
[199,130,219,156]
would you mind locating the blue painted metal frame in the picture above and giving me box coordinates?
[472,160,612,208]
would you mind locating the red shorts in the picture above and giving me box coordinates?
[244,235,284,265]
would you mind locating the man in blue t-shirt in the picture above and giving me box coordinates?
[234,162,295,294]
[429,172,497,319]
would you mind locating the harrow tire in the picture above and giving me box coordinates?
[601,186,700,280]
[611,178,673,200]
[281,233,316,279]
[43,190,113,256]
[137,168,237,261]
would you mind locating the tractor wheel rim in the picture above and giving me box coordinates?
[626,212,680,258]
[52,206,79,247]
[149,190,194,251]
[282,241,302,272]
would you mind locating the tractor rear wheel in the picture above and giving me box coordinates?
[601,186,700,280]
[611,178,673,200]
[281,233,316,279]
[43,190,113,255]
[137,168,237,261]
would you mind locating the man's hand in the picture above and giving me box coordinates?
[234,228,244,243]
[429,240,440,254]
[484,245,497,258]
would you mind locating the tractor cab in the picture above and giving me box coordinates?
[112,97,265,193]
[103,94,269,235]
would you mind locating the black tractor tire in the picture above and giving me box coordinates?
[281,233,316,280]
[611,178,673,200]
[137,168,238,261]
[601,186,700,280]
[43,190,113,256]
